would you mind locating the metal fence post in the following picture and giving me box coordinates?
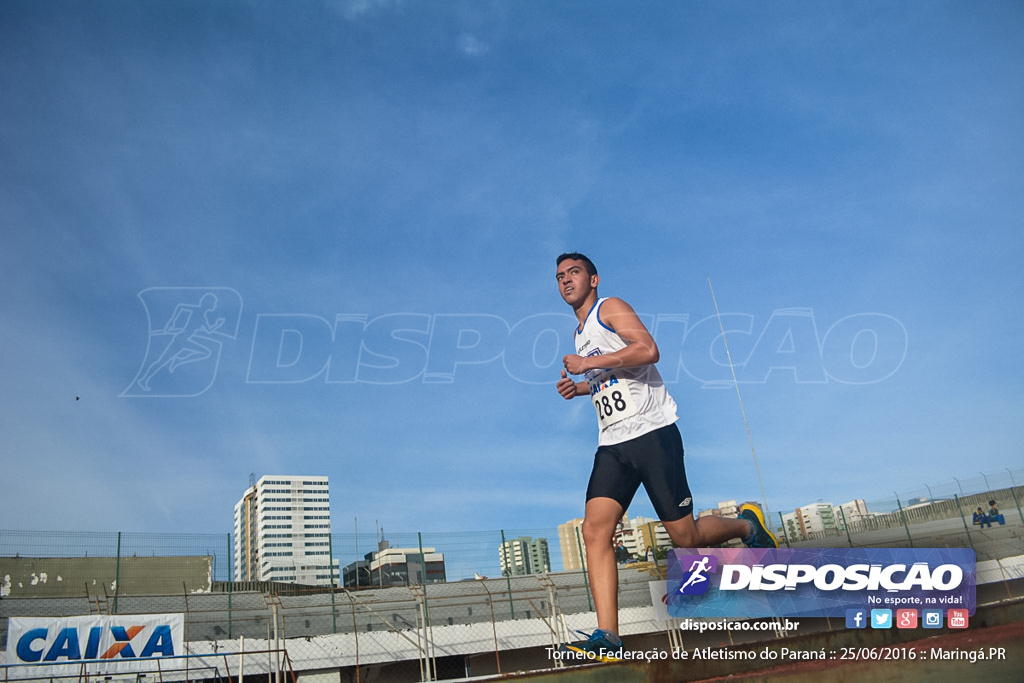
[480,580,502,674]
[1006,471,1024,524]
[777,512,791,548]
[113,531,122,614]
[894,495,914,547]
[838,507,853,548]
[227,532,233,639]
[954,494,976,549]
[499,530,515,619]
[417,531,437,681]
[329,532,338,634]
[574,527,592,611]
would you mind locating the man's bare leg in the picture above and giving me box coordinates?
[581,496,625,637]
[661,513,750,548]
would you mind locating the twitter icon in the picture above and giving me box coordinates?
[870,609,893,629]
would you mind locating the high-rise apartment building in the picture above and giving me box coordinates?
[558,518,586,571]
[625,515,671,558]
[233,475,338,586]
[499,537,551,576]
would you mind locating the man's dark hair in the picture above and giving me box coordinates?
[556,252,598,277]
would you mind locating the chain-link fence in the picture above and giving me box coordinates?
[0,565,661,682]
[775,468,1024,560]
[2,467,1023,681]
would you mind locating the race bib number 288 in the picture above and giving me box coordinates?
[591,377,637,428]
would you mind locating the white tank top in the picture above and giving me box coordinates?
[574,297,678,446]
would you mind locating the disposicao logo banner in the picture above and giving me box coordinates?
[5,614,185,676]
[667,548,975,619]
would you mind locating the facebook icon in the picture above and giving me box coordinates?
[846,609,867,629]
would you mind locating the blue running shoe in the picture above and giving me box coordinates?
[559,629,623,662]
[739,503,779,549]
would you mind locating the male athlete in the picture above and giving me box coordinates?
[554,252,776,659]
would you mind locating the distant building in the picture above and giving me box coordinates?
[626,516,672,558]
[499,537,551,576]
[798,502,838,538]
[780,511,801,543]
[782,500,871,541]
[233,475,339,586]
[833,499,871,528]
[558,518,586,571]
[343,540,446,587]
[696,500,741,520]
[562,511,677,569]
[697,501,760,547]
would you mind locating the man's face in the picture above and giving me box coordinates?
[556,258,598,307]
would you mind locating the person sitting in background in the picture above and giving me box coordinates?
[988,500,1005,525]
[614,542,631,564]
[973,507,990,527]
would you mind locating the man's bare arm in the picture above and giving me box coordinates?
[556,369,590,399]
[562,298,659,375]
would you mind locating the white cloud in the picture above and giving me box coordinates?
[329,0,400,21]
[458,33,490,57]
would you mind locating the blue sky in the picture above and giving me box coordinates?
[1,1,1021,540]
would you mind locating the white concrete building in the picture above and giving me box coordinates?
[624,516,671,558]
[793,502,839,539]
[780,511,801,542]
[499,537,551,576]
[558,518,586,571]
[233,475,339,586]
[833,499,871,527]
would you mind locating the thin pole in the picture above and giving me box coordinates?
[1007,469,1024,524]
[574,527,592,611]
[349,593,360,683]
[417,532,436,680]
[227,532,233,639]
[113,532,122,614]
[894,494,914,548]
[500,531,515,619]
[777,512,792,548]
[954,494,975,550]
[329,533,338,634]
[838,506,853,548]
[707,277,773,526]
[480,580,502,674]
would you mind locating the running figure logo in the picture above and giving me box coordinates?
[676,555,718,595]
[122,288,242,397]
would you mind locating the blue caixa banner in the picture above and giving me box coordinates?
[666,548,975,619]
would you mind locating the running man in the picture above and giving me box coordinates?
[554,252,776,660]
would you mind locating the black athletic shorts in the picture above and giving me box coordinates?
[585,422,693,521]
